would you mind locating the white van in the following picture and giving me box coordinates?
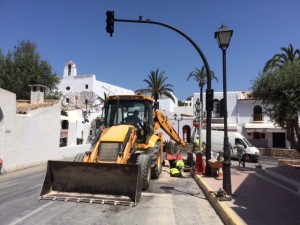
[201,130,260,162]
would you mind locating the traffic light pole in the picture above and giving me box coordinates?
[107,13,213,175]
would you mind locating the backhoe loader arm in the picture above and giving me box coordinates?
[154,111,185,146]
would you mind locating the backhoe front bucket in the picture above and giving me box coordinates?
[39,161,142,206]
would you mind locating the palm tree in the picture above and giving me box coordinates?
[263,44,300,73]
[141,69,175,104]
[187,66,218,103]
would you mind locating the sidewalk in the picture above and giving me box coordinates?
[193,164,300,225]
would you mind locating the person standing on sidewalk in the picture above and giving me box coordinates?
[193,135,205,162]
[236,140,246,167]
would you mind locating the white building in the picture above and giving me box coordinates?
[57,61,292,149]
[0,86,89,172]
[157,92,178,112]
[57,61,136,146]
[188,91,289,149]
[59,60,134,99]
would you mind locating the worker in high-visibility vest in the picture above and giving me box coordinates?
[170,160,185,177]
[193,135,205,163]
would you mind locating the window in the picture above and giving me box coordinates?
[66,86,70,90]
[254,132,265,139]
[66,98,69,103]
[254,105,262,114]
[68,64,71,76]
[60,138,67,147]
[213,99,220,113]
[220,99,225,117]
[253,105,263,121]
[253,132,261,139]
[85,84,88,89]
[61,120,69,129]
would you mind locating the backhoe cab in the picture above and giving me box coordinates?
[105,95,155,144]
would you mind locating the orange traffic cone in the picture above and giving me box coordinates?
[216,166,223,180]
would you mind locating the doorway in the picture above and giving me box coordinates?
[272,133,286,148]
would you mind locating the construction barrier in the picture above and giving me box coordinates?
[195,152,206,175]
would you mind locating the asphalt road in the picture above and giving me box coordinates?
[0,161,223,225]
[230,155,281,168]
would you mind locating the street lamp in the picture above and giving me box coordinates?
[194,98,202,143]
[215,24,233,195]
[174,113,183,136]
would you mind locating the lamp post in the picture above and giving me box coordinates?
[174,113,183,137]
[215,24,233,195]
[194,99,201,141]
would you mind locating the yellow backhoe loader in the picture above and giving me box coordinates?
[40,93,185,206]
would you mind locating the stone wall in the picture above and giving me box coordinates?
[259,148,300,167]
[259,148,300,159]
[277,159,300,167]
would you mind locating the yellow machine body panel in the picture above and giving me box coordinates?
[84,124,137,164]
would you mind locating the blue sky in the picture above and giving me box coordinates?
[1,0,300,100]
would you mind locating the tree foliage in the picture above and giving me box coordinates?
[0,41,60,99]
[140,69,175,103]
[251,61,300,152]
[62,91,103,112]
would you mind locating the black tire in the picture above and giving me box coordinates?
[74,153,85,162]
[137,154,151,190]
[129,153,138,164]
[150,142,163,179]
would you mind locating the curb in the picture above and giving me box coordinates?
[192,172,246,225]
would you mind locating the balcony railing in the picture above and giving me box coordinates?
[253,114,263,122]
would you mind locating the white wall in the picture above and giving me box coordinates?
[0,89,17,163]
[158,92,177,112]
[0,88,90,172]
[58,74,97,96]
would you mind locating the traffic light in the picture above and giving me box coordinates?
[106,11,114,37]
[206,89,214,111]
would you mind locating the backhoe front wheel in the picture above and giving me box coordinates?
[137,154,151,190]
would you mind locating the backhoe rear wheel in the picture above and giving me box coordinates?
[150,142,163,179]
[137,154,151,190]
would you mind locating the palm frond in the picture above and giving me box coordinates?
[263,44,300,72]
[142,69,175,103]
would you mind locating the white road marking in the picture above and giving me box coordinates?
[7,201,54,225]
